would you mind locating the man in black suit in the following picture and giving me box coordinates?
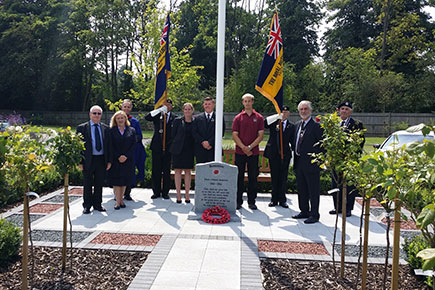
[329,101,365,217]
[77,105,111,214]
[145,99,176,199]
[292,100,323,224]
[192,97,226,163]
[264,105,294,208]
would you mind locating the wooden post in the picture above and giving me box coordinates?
[362,197,371,289]
[279,120,283,159]
[340,180,347,278]
[162,112,167,152]
[391,197,401,290]
[62,173,69,271]
[21,193,29,290]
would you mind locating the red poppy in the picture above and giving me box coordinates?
[202,206,231,224]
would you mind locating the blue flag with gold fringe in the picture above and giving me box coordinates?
[154,14,171,109]
[255,12,283,114]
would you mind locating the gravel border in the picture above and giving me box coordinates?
[43,195,82,203]
[30,230,93,243]
[5,214,45,227]
[334,244,406,259]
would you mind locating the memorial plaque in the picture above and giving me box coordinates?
[194,161,238,215]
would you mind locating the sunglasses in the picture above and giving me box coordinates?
[91,112,102,115]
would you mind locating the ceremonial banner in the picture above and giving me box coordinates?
[255,12,283,113]
[154,14,171,109]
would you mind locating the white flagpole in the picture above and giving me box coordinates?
[214,0,226,161]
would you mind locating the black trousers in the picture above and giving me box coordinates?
[294,163,320,219]
[83,155,105,209]
[331,172,357,212]
[269,155,291,204]
[235,154,259,206]
[151,150,172,196]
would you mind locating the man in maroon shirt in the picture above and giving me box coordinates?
[232,93,264,210]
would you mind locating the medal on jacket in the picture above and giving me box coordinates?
[275,124,280,131]
[159,129,163,133]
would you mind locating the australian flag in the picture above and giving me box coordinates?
[255,12,283,113]
[154,14,172,109]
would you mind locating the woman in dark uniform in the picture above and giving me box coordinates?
[170,103,195,203]
[109,110,136,209]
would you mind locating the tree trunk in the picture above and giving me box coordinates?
[391,197,401,290]
[340,180,347,278]
[361,197,371,289]
[62,173,69,271]
[21,186,29,290]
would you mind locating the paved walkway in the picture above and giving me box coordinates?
[3,187,414,290]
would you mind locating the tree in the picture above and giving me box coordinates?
[324,0,380,60]
[271,0,323,72]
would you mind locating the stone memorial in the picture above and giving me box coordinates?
[189,161,239,221]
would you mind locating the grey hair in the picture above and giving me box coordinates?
[89,105,103,113]
[297,100,312,110]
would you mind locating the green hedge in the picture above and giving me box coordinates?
[0,218,22,266]
[403,235,432,287]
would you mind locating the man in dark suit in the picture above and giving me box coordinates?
[192,97,226,163]
[145,99,176,199]
[77,105,111,214]
[292,100,323,224]
[264,105,294,208]
[329,101,365,217]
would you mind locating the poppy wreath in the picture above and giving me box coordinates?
[202,205,231,224]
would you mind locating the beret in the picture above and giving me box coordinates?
[337,101,352,109]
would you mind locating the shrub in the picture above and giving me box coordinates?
[0,218,22,265]
[403,235,432,287]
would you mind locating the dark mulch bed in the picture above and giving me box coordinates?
[0,246,147,290]
[258,240,328,255]
[261,259,429,289]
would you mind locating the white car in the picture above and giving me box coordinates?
[374,124,435,151]
[0,120,9,132]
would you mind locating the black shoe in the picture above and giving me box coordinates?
[185,199,191,203]
[304,217,319,224]
[329,209,341,215]
[83,208,91,214]
[162,194,170,199]
[114,206,120,210]
[279,203,289,208]
[120,204,126,208]
[94,206,106,212]
[268,202,278,207]
[292,213,310,219]
[124,194,132,201]
[346,211,351,217]
[236,204,242,210]
[248,204,257,210]
[151,194,161,199]
[176,200,182,204]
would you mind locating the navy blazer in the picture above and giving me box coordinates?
[264,119,295,159]
[170,116,195,156]
[292,118,323,172]
[192,112,226,159]
[145,112,176,153]
[76,121,111,171]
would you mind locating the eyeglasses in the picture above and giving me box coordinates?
[91,112,102,115]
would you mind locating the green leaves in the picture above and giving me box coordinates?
[416,205,435,230]
[417,248,435,271]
